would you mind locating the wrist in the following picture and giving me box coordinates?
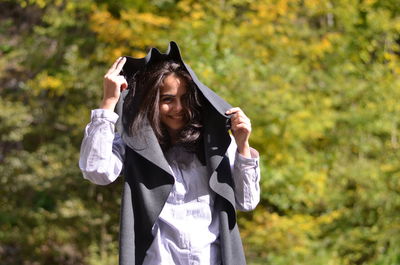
[237,142,251,158]
[100,99,117,110]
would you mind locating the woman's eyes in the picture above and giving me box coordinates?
[161,97,173,103]
[160,94,187,103]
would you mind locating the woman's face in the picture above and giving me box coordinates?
[159,74,188,138]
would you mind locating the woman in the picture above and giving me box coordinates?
[79,42,260,265]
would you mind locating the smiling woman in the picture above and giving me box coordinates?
[78,42,261,265]
[122,60,204,151]
[159,74,188,141]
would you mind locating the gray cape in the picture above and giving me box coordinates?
[115,41,246,265]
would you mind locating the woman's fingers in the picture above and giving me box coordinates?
[232,120,251,132]
[113,57,126,75]
[231,115,250,124]
[100,57,128,110]
[104,75,127,92]
[225,107,241,115]
[115,75,128,91]
[226,107,249,122]
[105,57,126,76]
[105,57,122,76]
[227,107,252,157]
[226,106,252,137]
[227,108,250,124]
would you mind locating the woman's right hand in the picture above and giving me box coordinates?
[100,57,128,110]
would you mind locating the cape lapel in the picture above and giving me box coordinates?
[116,41,237,209]
[202,101,237,210]
[116,91,173,177]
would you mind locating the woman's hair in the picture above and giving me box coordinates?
[123,60,204,153]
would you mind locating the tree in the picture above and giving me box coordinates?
[0,0,399,264]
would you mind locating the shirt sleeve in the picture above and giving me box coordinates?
[227,136,261,211]
[79,109,125,185]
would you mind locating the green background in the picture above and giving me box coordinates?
[0,0,399,264]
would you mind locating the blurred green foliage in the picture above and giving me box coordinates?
[0,0,399,264]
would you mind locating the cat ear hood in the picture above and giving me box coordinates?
[115,41,232,135]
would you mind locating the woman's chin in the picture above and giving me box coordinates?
[168,126,183,134]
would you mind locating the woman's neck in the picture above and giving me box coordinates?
[168,129,179,145]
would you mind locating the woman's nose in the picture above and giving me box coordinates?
[174,99,183,112]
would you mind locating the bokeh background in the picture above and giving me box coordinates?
[1,0,399,264]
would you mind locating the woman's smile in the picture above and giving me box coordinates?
[159,74,188,140]
[168,114,184,120]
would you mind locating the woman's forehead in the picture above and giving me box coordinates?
[161,74,187,94]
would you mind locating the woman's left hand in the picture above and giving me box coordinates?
[226,107,252,158]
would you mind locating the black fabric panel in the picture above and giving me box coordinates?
[122,147,174,265]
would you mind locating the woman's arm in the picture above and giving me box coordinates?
[79,57,128,185]
[226,107,261,211]
[101,57,128,110]
[227,138,261,211]
[79,109,125,185]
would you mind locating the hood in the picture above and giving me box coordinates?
[115,41,232,171]
[116,41,232,133]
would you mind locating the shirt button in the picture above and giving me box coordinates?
[180,241,187,248]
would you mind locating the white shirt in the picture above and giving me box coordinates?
[79,109,261,265]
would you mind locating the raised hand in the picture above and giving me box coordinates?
[101,57,128,110]
[226,107,252,158]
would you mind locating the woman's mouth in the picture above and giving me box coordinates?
[168,114,184,120]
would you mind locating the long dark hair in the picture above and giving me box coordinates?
[123,60,204,154]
